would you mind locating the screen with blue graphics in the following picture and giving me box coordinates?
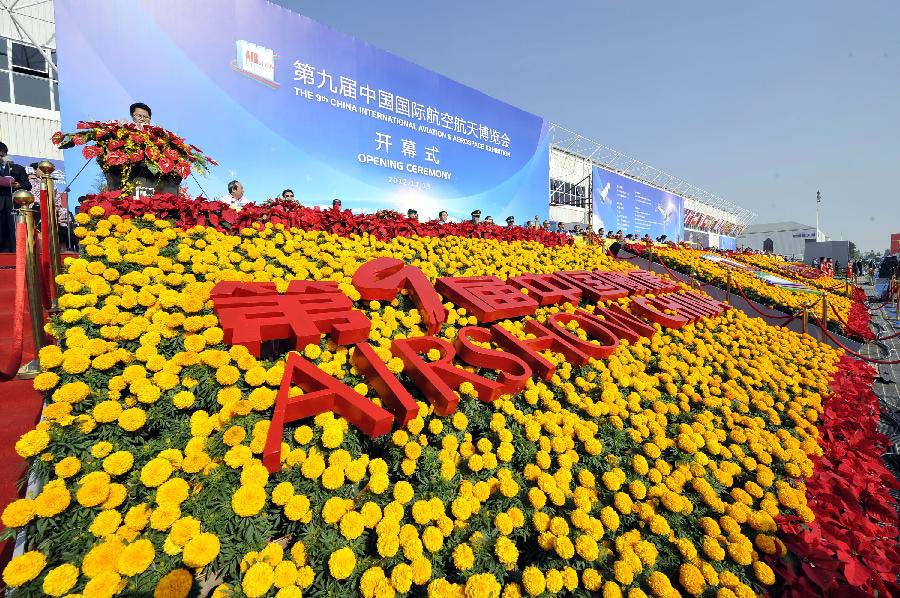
[592,166,684,241]
[55,0,549,221]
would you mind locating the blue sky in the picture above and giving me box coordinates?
[278,1,900,251]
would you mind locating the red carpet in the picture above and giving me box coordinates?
[0,252,49,567]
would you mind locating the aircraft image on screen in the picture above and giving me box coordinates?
[597,181,611,204]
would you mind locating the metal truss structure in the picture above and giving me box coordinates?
[548,123,756,235]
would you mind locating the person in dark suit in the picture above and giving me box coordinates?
[0,142,33,252]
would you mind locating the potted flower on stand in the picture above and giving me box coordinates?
[53,121,216,196]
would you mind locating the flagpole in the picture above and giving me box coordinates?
[815,191,821,241]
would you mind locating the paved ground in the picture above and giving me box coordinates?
[858,281,900,500]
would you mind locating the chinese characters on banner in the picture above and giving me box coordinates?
[211,262,728,472]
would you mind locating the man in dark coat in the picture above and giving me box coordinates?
[0,142,34,252]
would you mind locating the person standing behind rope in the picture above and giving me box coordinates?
[0,142,33,252]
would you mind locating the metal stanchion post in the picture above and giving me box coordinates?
[801,307,808,336]
[14,191,47,379]
[38,160,62,305]
[725,268,732,305]
[896,282,899,324]
[820,293,828,343]
[647,244,654,273]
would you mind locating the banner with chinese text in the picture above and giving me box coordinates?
[55,0,549,221]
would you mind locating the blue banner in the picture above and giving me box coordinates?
[719,236,737,251]
[591,166,684,241]
[54,0,549,221]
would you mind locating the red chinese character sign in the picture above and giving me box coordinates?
[210,280,371,357]
[212,260,729,472]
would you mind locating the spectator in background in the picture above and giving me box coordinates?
[542,220,551,230]
[332,198,342,211]
[437,210,451,224]
[484,216,494,225]
[407,209,418,221]
[0,141,33,252]
[598,228,605,238]
[129,102,152,126]
[470,210,481,225]
[220,180,248,211]
[281,189,295,201]
[556,222,567,234]
[505,216,515,227]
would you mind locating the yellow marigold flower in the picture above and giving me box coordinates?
[42,562,79,596]
[2,496,35,529]
[141,457,173,488]
[83,570,122,596]
[453,543,474,571]
[76,470,111,507]
[118,407,147,431]
[2,550,46,587]
[103,450,134,475]
[90,509,123,537]
[242,562,275,598]
[154,568,193,598]
[465,573,501,597]
[232,484,267,517]
[14,429,50,458]
[32,371,59,391]
[328,546,356,580]
[284,494,312,522]
[117,538,155,576]
[182,532,221,568]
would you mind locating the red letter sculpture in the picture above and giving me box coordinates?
[352,257,446,335]
[435,276,538,323]
[211,281,371,357]
[508,274,582,306]
[264,352,394,472]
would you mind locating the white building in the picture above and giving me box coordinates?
[0,1,62,166]
[738,221,827,258]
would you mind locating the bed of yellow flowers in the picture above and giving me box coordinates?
[646,246,854,333]
[1,207,842,598]
[726,253,852,298]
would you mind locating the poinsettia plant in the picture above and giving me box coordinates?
[52,121,217,193]
[77,193,574,247]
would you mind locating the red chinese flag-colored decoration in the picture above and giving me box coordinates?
[392,336,507,415]
[352,257,446,334]
[453,326,532,396]
[435,276,539,323]
[351,342,419,428]
[508,273,582,306]
[210,280,371,357]
[264,352,394,472]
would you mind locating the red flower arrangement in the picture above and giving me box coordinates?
[53,121,217,193]
[77,193,573,247]
[771,355,900,597]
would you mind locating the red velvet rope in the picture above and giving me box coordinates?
[810,313,900,365]
[38,187,54,301]
[33,228,51,311]
[731,279,795,321]
[0,222,28,381]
